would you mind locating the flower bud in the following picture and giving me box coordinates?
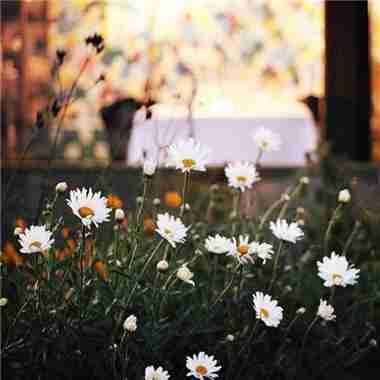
[123,315,137,332]
[143,159,157,177]
[338,189,351,203]
[55,182,68,193]
[226,334,235,342]
[157,260,169,272]
[153,198,161,206]
[0,298,8,307]
[115,208,125,222]
[296,307,306,315]
[300,176,310,185]
[369,339,377,348]
[282,193,290,202]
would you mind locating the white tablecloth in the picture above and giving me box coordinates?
[128,117,317,166]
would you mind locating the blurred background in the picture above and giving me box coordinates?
[2,0,379,166]
[1,0,374,166]
[2,0,380,250]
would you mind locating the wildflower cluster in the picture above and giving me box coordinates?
[2,127,376,379]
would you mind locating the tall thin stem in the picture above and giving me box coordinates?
[212,265,240,307]
[79,225,86,325]
[125,239,164,308]
[324,204,342,254]
[136,178,149,227]
[268,240,284,292]
[298,316,319,374]
[180,172,190,217]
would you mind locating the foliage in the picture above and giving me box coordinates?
[2,162,380,380]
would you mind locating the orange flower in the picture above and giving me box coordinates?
[66,239,76,253]
[2,241,24,266]
[94,260,107,281]
[164,191,182,208]
[107,194,123,209]
[143,218,156,235]
[15,218,27,231]
[62,227,71,239]
[56,247,71,262]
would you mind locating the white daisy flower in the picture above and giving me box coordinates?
[67,187,111,228]
[269,219,304,243]
[253,291,283,327]
[186,352,221,379]
[177,265,195,286]
[205,234,231,254]
[155,213,188,247]
[167,138,210,173]
[224,162,260,192]
[18,225,54,254]
[317,299,336,321]
[227,235,256,264]
[317,252,360,288]
[254,242,274,264]
[145,365,170,380]
[251,126,281,152]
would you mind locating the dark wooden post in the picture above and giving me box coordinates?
[325,0,372,161]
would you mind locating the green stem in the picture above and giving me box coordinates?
[180,171,190,217]
[257,197,284,235]
[212,265,240,307]
[136,178,149,227]
[268,240,284,291]
[324,204,342,254]
[298,316,319,373]
[125,239,164,309]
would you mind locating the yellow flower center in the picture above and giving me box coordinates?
[259,308,269,319]
[29,241,42,250]
[238,244,249,256]
[182,158,196,169]
[195,365,208,376]
[332,273,342,284]
[164,228,172,237]
[79,207,94,218]
[236,176,247,183]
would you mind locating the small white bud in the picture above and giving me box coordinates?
[55,182,68,193]
[123,315,137,332]
[14,227,23,236]
[115,208,125,222]
[338,189,351,203]
[298,219,305,226]
[369,339,377,348]
[136,196,144,204]
[226,334,235,342]
[0,298,8,307]
[143,159,157,177]
[176,265,195,286]
[282,193,290,202]
[296,307,306,315]
[300,176,310,185]
[153,198,161,206]
[157,260,169,272]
